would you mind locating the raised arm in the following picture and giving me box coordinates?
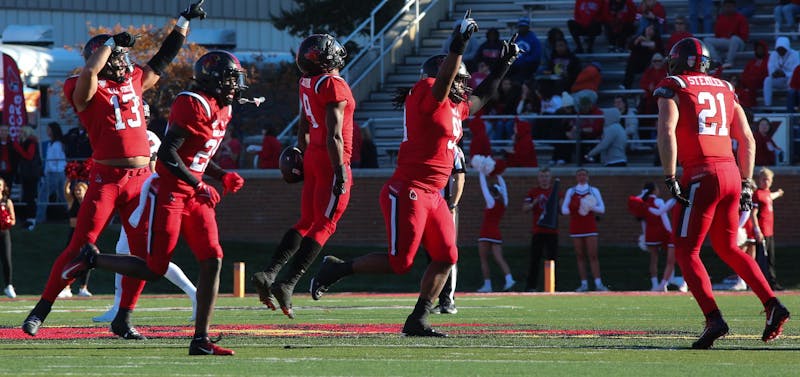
[141,0,207,91]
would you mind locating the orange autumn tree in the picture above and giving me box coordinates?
[59,21,207,124]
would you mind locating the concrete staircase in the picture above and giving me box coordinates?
[359,0,784,167]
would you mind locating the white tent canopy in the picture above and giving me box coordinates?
[0,43,83,86]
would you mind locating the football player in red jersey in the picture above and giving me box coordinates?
[251,33,354,319]
[22,0,207,339]
[656,37,790,349]
[310,11,521,337]
[60,51,246,355]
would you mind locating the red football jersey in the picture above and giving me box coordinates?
[753,188,775,236]
[157,91,232,193]
[298,74,355,163]
[656,74,738,168]
[393,78,470,191]
[525,186,559,235]
[63,66,150,160]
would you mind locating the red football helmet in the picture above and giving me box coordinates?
[279,146,304,183]
[667,37,711,75]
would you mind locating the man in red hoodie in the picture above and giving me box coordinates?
[704,0,749,69]
[568,0,605,54]
[740,40,769,108]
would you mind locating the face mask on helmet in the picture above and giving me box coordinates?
[83,34,132,83]
[194,51,249,106]
[667,37,711,75]
[101,48,133,83]
[420,54,472,103]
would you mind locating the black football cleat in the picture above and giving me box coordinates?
[310,255,346,300]
[251,272,277,310]
[691,317,729,349]
[402,316,448,337]
[111,318,146,340]
[189,336,234,356]
[22,315,43,337]
[61,243,99,280]
[762,300,790,342]
[270,282,296,319]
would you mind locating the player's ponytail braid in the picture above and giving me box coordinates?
[392,87,412,109]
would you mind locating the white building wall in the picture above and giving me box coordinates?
[0,2,301,51]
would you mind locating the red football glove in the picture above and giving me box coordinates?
[222,172,245,194]
[195,181,221,208]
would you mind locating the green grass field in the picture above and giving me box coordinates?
[0,291,798,376]
[2,223,799,376]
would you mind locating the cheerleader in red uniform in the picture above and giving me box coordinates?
[639,182,678,291]
[561,168,607,291]
[474,158,515,292]
[0,178,16,298]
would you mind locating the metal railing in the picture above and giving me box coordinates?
[365,112,799,167]
[278,0,440,141]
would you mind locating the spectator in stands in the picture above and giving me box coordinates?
[730,74,757,112]
[665,15,693,53]
[475,28,503,68]
[62,126,91,160]
[257,125,282,169]
[688,0,713,34]
[561,168,608,292]
[604,0,637,52]
[35,122,67,224]
[735,0,756,18]
[553,92,577,164]
[516,79,540,116]
[506,119,538,167]
[213,131,241,169]
[774,0,800,35]
[575,96,604,160]
[568,0,605,54]
[704,0,748,69]
[543,39,582,93]
[764,37,800,107]
[510,17,543,81]
[788,62,800,113]
[530,78,561,140]
[585,107,628,166]
[540,28,569,72]
[0,126,18,195]
[571,62,602,108]
[359,127,379,169]
[614,95,640,145]
[635,0,666,36]
[639,53,668,117]
[741,40,770,108]
[754,118,783,166]
[469,61,490,89]
[487,78,521,140]
[13,126,41,230]
[623,24,663,89]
